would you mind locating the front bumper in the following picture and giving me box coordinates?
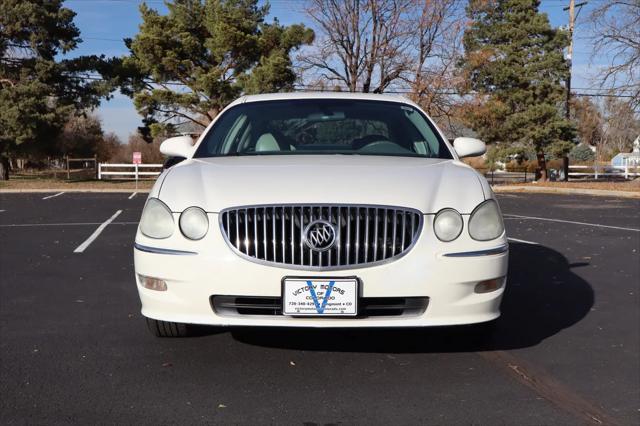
[133,214,508,328]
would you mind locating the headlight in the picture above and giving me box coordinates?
[468,199,504,241]
[179,207,209,240]
[433,208,463,242]
[140,198,174,239]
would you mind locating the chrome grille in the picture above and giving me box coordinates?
[219,205,423,270]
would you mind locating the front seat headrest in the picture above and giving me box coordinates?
[255,133,281,152]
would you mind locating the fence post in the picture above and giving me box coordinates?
[594,162,599,180]
[624,163,629,179]
[524,169,527,183]
[98,163,102,180]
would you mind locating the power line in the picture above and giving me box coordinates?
[61,73,635,98]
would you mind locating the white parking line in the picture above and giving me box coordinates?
[128,192,137,200]
[0,210,5,213]
[504,214,640,232]
[42,192,64,200]
[507,237,539,245]
[0,221,137,227]
[73,210,122,253]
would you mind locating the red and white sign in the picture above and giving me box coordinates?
[132,152,142,164]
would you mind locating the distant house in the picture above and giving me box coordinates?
[611,135,640,167]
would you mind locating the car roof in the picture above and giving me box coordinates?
[230,92,417,108]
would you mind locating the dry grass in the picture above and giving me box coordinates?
[501,179,640,193]
[0,178,155,191]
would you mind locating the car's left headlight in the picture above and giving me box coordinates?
[468,199,504,241]
[433,208,463,242]
[179,207,209,240]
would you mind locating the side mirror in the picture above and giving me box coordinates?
[160,136,194,158]
[453,137,486,158]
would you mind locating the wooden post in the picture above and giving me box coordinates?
[66,156,70,180]
[563,156,569,181]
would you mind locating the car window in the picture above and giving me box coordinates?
[194,99,453,159]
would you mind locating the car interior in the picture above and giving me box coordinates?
[195,100,452,159]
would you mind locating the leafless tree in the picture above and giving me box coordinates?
[299,0,413,93]
[403,0,463,128]
[588,1,640,109]
[299,0,465,130]
[601,97,640,157]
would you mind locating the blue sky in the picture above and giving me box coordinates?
[61,0,609,142]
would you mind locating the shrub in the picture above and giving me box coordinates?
[569,144,595,163]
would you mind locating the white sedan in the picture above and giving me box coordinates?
[134,92,508,337]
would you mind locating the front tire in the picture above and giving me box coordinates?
[145,317,190,337]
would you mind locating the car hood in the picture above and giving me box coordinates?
[158,155,488,214]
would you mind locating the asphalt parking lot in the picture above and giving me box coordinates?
[0,191,638,425]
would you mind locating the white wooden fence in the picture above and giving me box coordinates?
[569,164,640,179]
[98,163,163,180]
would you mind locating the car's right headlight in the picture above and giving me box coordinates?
[468,199,504,241]
[139,198,174,239]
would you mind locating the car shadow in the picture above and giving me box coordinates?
[225,242,594,353]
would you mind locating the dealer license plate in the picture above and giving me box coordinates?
[282,278,358,316]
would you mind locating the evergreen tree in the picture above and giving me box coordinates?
[120,0,314,138]
[461,0,575,180]
[0,0,115,179]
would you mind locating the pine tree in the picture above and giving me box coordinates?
[461,0,575,180]
[120,0,314,138]
[0,0,115,179]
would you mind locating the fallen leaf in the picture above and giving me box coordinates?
[162,362,173,367]
[289,361,296,366]
[218,404,227,409]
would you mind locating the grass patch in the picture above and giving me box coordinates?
[0,178,155,191]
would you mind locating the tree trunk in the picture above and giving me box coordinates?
[536,152,548,182]
[0,155,9,180]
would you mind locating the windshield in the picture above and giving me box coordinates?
[194,99,453,159]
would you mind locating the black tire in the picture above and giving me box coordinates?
[145,317,190,337]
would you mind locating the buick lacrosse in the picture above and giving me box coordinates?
[134,92,508,337]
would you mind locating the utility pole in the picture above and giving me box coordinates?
[564,0,588,119]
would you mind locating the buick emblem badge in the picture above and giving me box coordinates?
[304,220,337,251]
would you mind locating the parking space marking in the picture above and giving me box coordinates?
[73,210,123,253]
[0,221,136,227]
[507,237,538,245]
[128,192,137,199]
[42,192,64,200]
[504,214,640,232]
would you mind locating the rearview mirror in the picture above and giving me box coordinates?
[160,136,194,159]
[453,137,486,158]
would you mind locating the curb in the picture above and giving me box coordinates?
[493,185,640,199]
[0,188,151,193]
